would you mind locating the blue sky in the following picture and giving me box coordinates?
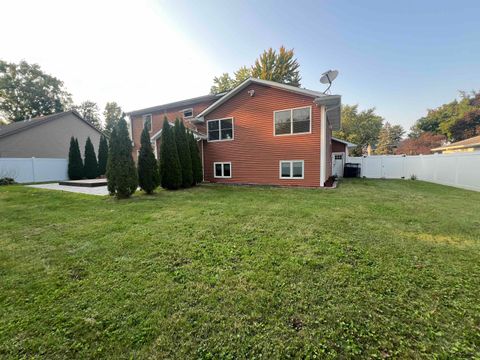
[159,0,480,130]
[2,0,479,131]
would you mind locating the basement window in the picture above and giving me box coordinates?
[214,162,232,178]
[279,160,304,179]
[143,114,152,132]
[207,118,234,141]
[274,106,311,136]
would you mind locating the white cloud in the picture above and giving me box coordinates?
[1,0,220,116]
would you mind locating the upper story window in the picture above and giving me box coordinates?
[207,118,234,142]
[274,106,311,136]
[143,114,152,132]
[182,108,193,119]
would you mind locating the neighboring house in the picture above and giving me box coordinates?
[0,111,102,158]
[431,134,480,154]
[128,78,341,187]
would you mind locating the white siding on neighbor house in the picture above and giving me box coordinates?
[0,158,68,183]
[347,152,480,191]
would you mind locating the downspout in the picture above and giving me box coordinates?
[320,105,327,187]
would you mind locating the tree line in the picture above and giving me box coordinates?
[104,115,203,199]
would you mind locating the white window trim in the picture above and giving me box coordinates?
[143,114,152,133]
[213,162,232,178]
[273,106,312,136]
[279,160,305,179]
[207,117,235,142]
[182,108,193,119]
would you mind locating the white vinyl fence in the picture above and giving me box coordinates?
[347,152,480,192]
[0,158,68,183]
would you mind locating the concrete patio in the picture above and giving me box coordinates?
[28,182,109,196]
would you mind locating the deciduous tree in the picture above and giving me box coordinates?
[137,124,160,194]
[396,132,446,155]
[0,60,72,122]
[73,101,102,129]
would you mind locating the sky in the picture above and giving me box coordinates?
[1,0,479,131]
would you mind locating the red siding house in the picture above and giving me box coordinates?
[128,78,341,187]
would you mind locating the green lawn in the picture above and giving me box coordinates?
[1,180,479,359]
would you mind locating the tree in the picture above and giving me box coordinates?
[188,131,203,184]
[252,46,301,87]
[174,119,193,188]
[68,136,84,180]
[210,46,301,94]
[137,124,160,194]
[0,60,72,122]
[333,105,384,156]
[210,73,236,94]
[375,122,405,155]
[449,108,480,140]
[97,136,108,176]
[73,101,102,129]
[104,102,123,138]
[396,132,446,155]
[106,116,137,198]
[83,137,99,179]
[159,118,182,190]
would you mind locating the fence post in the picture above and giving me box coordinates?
[31,157,36,183]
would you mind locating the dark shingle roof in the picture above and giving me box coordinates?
[0,110,101,139]
[126,93,225,117]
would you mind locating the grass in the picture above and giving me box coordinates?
[0,179,479,359]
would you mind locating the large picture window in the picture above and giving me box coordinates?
[207,118,234,141]
[279,160,304,179]
[274,106,311,136]
[214,162,232,178]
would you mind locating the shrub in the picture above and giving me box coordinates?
[137,124,160,194]
[106,116,138,198]
[0,177,16,186]
[83,137,99,179]
[159,117,182,190]
[68,136,84,180]
[97,135,108,176]
[174,119,193,188]
[188,131,203,184]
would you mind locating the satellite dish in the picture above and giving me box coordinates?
[320,70,339,93]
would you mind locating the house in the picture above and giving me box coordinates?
[431,134,480,154]
[128,78,341,187]
[0,110,103,158]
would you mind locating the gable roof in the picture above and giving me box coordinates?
[194,77,342,130]
[0,110,102,139]
[127,93,225,117]
[332,137,356,148]
[431,134,480,151]
[150,122,207,141]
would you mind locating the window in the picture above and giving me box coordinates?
[334,154,343,160]
[143,114,152,132]
[214,162,232,178]
[207,118,234,141]
[182,108,193,119]
[274,106,311,136]
[279,160,304,179]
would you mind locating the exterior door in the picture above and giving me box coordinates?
[332,152,344,177]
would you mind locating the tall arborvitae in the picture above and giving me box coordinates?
[174,119,193,188]
[137,124,160,194]
[159,117,182,190]
[68,136,84,180]
[97,135,108,176]
[106,127,117,195]
[188,131,203,184]
[83,136,99,179]
[106,116,138,198]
